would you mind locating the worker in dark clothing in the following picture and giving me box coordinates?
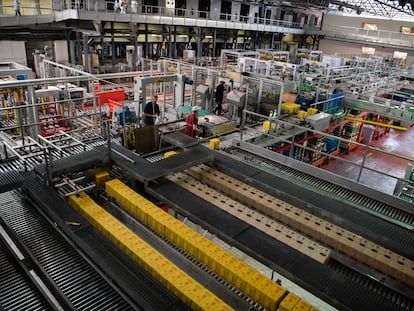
[185,106,199,138]
[142,95,160,126]
[213,80,225,115]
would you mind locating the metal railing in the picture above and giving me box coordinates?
[239,110,414,195]
[1,3,413,49]
[0,3,303,30]
[320,24,414,48]
[0,4,53,16]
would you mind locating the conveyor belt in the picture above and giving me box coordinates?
[0,135,107,174]
[148,180,414,311]
[69,191,242,311]
[0,239,51,311]
[224,146,414,230]
[22,172,190,310]
[171,168,414,288]
[327,257,413,305]
[145,145,413,261]
[0,190,133,310]
[104,178,296,310]
[0,171,25,192]
[93,194,254,311]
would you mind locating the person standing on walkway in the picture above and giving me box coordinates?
[185,106,200,138]
[114,0,121,13]
[213,80,225,115]
[14,0,21,16]
[142,95,160,126]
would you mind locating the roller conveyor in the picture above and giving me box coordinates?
[0,190,134,311]
[95,200,255,311]
[0,133,107,174]
[223,142,414,230]
[0,171,25,192]
[205,150,414,257]
[144,143,413,260]
[0,174,198,311]
[1,129,413,310]
[21,173,192,311]
[147,179,414,311]
[0,239,51,311]
[126,143,412,310]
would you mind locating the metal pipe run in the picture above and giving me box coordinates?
[345,116,408,131]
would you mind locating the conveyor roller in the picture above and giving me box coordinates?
[0,239,50,310]
[0,190,133,310]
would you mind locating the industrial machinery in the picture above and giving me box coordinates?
[241,57,298,81]
[1,127,412,310]
[220,49,260,72]
[257,49,290,62]
[1,52,414,311]
[195,84,210,111]
[134,74,184,116]
[198,114,237,136]
[394,163,414,203]
[226,88,246,123]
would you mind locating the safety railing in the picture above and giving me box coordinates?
[0,4,53,16]
[239,109,414,196]
[0,2,303,30]
[320,24,414,48]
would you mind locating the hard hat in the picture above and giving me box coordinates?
[191,106,200,112]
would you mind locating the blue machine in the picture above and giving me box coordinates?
[326,92,343,114]
[115,106,132,125]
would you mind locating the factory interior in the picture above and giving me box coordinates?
[1,0,414,310]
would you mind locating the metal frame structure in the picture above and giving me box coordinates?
[220,49,260,71]
[327,0,414,18]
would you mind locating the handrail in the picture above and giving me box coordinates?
[0,3,303,30]
[0,4,53,16]
[241,110,414,194]
[320,24,414,47]
[1,3,413,48]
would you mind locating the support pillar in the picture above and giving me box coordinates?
[132,23,138,71]
[145,24,149,58]
[196,27,202,58]
[26,85,40,139]
[173,26,177,58]
[111,22,116,71]
[168,26,173,58]
[76,31,82,65]
[213,28,217,57]
[66,30,72,64]
[83,35,90,73]
[99,22,105,66]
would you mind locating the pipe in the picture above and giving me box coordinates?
[344,116,408,131]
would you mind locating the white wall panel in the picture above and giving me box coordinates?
[0,41,27,66]
[318,39,413,67]
[323,15,414,33]
[54,40,69,63]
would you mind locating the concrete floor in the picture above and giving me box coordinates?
[321,124,414,195]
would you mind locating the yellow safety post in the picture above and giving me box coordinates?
[14,108,19,135]
[344,116,408,131]
[41,96,46,115]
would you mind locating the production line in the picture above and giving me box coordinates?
[1,152,317,311]
[0,124,412,311]
[0,53,414,311]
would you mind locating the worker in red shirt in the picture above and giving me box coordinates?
[185,106,200,138]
